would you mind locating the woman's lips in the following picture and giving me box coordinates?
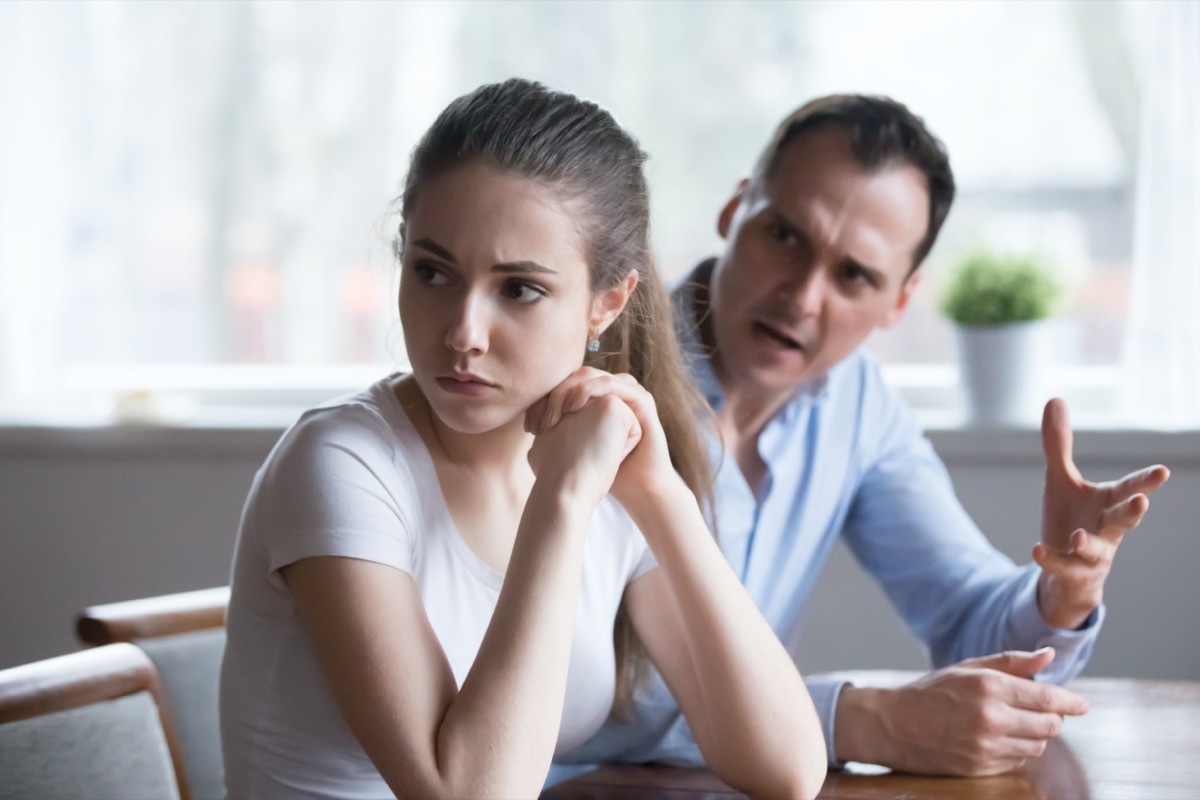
[435,375,498,396]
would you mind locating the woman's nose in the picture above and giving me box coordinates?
[444,294,489,354]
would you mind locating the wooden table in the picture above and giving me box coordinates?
[543,673,1200,799]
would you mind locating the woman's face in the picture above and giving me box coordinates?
[399,162,612,435]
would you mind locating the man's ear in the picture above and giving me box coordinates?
[882,268,923,329]
[717,179,750,239]
[590,271,639,334]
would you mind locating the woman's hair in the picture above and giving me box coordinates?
[395,78,713,715]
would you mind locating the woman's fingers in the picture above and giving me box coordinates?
[524,396,549,434]
[533,369,651,436]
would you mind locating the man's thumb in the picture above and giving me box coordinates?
[964,647,1056,678]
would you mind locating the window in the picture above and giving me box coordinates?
[0,0,1161,420]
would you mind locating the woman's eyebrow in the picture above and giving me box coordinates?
[412,237,456,262]
[494,260,557,275]
[413,237,556,275]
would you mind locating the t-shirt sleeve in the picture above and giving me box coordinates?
[629,536,659,582]
[248,404,418,587]
[600,497,659,585]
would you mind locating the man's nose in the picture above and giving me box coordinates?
[786,265,827,315]
[444,294,489,354]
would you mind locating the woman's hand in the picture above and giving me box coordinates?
[526,367,684,510]
[525,372,642,507]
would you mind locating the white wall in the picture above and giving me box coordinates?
[2,423,1196,680]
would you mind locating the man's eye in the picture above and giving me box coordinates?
[414,261,449,285]
[844,264,876,288]
[769,221,797,247]
[503,281,546,304]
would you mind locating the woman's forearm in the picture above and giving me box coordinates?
[434,482,592,799]
[625,483,827,799]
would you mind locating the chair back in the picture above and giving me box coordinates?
[77,587,228,800]
[0,643,189,800]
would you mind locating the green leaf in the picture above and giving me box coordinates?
[938,250,1062,326]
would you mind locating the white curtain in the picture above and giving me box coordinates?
[1119,0,1200,428]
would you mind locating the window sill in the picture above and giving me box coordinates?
[2,407,1196,466]
[1,363,1195,462]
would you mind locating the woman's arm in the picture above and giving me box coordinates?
[531,369,826,798]
[284,397,638,800]
[621,483,826,800]
[284,485,586,799]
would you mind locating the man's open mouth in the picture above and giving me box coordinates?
[754,321,804,351]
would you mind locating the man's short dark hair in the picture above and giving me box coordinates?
[752,94,956,272]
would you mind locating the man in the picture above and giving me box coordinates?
[554,94,1170,778]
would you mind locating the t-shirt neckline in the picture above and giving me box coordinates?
[376,373,506,591]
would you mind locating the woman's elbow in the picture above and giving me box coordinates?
[721,748,826,800]
[792,759,828,800]
[762,736,829,800]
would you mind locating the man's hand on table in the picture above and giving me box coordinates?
[833,648,1089,776]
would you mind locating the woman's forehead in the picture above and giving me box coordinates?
[406,163,591,278]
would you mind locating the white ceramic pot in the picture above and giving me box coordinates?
[954,320,1051,428]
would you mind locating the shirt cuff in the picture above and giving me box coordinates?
[805,675,850,769]
[1008,568,1105,683]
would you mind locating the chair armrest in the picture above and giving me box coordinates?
[76,587,230,645]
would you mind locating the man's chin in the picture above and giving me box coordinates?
[732,357,823,396]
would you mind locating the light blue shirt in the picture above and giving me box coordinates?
[550,263,1102,778]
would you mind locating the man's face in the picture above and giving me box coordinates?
[708,126,930,398]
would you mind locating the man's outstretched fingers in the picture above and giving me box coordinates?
[1067,529,1107,565]
[1041,398,1075,477]
[1098,494,1149,540]
[1111,464,1171,501]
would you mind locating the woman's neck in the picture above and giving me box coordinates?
[395,375,537,574]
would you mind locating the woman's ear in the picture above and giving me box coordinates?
[590,271,639,335]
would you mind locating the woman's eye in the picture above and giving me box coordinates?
[503,281,546,304]
[414,261,449,285]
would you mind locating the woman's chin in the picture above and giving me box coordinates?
[427,401,525,437]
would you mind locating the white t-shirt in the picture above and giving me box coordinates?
[220,375,656,799]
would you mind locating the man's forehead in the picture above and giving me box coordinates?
[763,128,877,198]
[751,131,930,271]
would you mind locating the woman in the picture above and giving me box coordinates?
[219,78,825,799]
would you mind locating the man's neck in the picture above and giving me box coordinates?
[715,382,792,442]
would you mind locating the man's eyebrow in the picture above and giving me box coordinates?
[770,212,821,255]
[845,255,886,286]
[412,238,456,263]
[770,211,806,239]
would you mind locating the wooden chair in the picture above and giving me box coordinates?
[0,642,190,800]
[77,587,229,800]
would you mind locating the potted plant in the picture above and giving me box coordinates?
[939,249,1063,427]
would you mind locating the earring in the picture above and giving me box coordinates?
[588,327,600,353]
